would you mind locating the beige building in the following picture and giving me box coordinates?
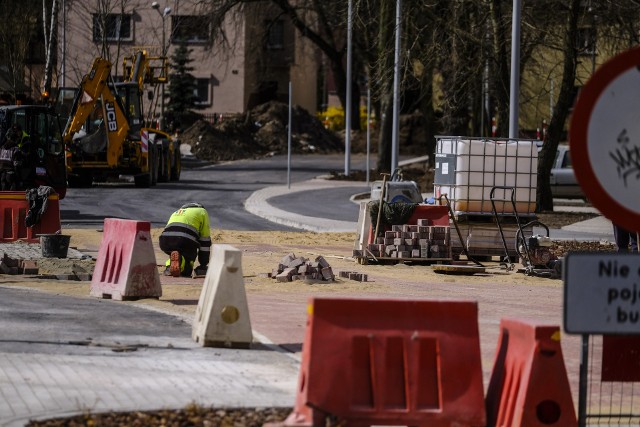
[58,0,320,124]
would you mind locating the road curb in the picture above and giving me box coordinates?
[244,179,359,233]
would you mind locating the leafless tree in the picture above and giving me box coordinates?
[63,0,134,83]
[42,0,58,99]
[535,0,581,211]
[0,0,41,102]
[533,0,640,211]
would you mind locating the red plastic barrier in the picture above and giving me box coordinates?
[486,318,577,427]
[602,335,640,381]
[90,218,161,300]
[408,205,450,226]
[284,298,485,427]
[0,191,61,242]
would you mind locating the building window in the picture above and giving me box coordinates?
[171,15,210,44]
[576,27,596,56]
[266,20,284,50]
[93,14,132,42]
[194,78,210,105]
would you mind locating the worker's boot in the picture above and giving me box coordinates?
[193,265,208,276]
[169,251,181,277]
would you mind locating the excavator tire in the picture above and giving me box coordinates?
[135,148,155,188]
[67,172,92,188]
[134,172,151,188]
[158,146,170,183]
[170,147,181,181]
[151,146,159,186]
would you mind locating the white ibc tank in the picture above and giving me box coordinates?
[434,137,538,214]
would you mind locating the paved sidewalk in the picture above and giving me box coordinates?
[0,286,299,427]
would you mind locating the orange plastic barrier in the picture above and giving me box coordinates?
[90,218,161,300]
[486,318,577,427]
[0,191,61,242]
[284,298,485,427]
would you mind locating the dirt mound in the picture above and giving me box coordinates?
[181,101,342,162]
[336,110,431,157]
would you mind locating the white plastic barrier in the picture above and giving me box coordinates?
[192,244,253,348]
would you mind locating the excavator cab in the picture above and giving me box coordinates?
[0,105,67,198]
[57,81,143,136]
[114,82,144,135]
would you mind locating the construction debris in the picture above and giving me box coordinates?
[181,101,343,163]
[270,253,335,283]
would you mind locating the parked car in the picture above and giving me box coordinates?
[548,145,585,199]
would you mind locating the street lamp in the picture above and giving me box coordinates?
[151,1,171,130]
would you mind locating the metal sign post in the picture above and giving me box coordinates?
[366,87,371,184]
[287,81,292,189]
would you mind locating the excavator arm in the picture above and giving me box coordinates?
[122,50,168,89]
[63,57,131,167]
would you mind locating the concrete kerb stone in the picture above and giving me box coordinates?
[561,214,612,235]
[244,179,360,233]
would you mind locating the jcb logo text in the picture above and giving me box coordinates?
[105,102,118,132]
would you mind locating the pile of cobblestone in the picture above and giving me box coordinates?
[271,253,335,282]
[0,253,38,274]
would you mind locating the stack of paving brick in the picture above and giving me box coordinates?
[365,220,451,260]
[338,270,368,282]
[0,253,38,275]
[272,253,335,282]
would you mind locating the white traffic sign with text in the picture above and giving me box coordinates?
[565,252,640,334]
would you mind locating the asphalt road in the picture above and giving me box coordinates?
[60,153,370,230]
[0,286,196,356]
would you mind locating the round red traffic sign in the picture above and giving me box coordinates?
[570,46,640,232]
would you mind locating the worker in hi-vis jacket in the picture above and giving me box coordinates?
[159,203,211,277]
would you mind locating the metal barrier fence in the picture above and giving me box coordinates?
[202,113,224,124]
[582,334,640,426]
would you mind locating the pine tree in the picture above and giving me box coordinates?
[165,43,201,130]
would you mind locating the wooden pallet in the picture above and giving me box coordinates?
[356,256,452,265]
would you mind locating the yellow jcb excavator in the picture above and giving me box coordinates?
[59,51,180,188]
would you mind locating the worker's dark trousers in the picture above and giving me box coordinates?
[0,170,16,191]
[614,224,639,252]
[159,234,199,276]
